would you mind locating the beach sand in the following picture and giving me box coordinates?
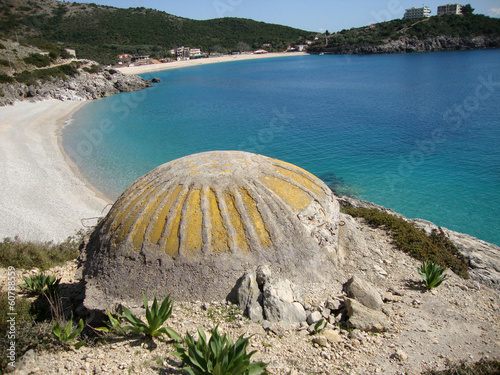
[116,52,308,75]
[0,100,111,243]
[0,52,306,243]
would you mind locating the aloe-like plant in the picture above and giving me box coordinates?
[95,309,128,335]
[120,293,180,341]
[418,261,448,290]
[52,316,85,349]
[174,325,268,375]
[21,272,60,296]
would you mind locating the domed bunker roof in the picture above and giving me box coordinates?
[82,151,341,309]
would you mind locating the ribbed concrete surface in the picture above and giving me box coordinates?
[82,151,341,308]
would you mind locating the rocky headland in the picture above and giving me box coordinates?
[0,62,152,106]
[311,35,500,55]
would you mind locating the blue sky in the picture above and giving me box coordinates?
[68,1,500,32]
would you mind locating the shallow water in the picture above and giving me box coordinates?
[63,50,500,246]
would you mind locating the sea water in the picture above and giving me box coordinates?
[62,50,500,246]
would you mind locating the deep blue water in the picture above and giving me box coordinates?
[63,50,500,246]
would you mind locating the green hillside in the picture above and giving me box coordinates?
[309,13,500,53]
[0,0,314,64]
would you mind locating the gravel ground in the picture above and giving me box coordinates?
[5,215,500,375]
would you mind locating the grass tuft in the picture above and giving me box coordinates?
[422,358,500,374]
[341,203,469,278]
[0,291,57,372]
[0,235,81,270]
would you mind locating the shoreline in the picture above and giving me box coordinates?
[0,100,111,243]
[116,52,308,75]
[0,53,306,243]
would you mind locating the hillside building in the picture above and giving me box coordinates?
[403,6,431,19]
[176,46,190,60]
[437,3,462,15]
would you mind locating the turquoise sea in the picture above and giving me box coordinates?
[63,50,500,246]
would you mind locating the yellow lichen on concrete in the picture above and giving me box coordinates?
[161,187,187,257]
[239,187,271,247]
[273,164,324,197]
[107,179,149,233]
[207,188,229,253]
[112,184,156,246]
[130,186,163,250]
[180,188,203,256]
[261,175,312,211]
[223,191,249,253]
[147,185,184,249]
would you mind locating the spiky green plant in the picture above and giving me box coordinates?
[20,272,60,296]
[95,309,128,335]
[418,261,448,290]
[52,316,85,349]
[120,293,180,341]
[312,318,327,335]
[174,325,268,375]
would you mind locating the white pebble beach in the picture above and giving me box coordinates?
[0,100,111,242]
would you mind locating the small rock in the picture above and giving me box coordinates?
[325,298,344,311]
[322,329,343,344]
[391,350,408,361]
[256,265,272,289]
[312,336,329,347]
[348,329,365,342]
[321,307,331,319]
[344,275,384,310]
[344,298,391,332]
[307,311,323,325]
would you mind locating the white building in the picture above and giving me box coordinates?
[403,6,431,19]
[437,3,462,15]
[189,48,202,57]
[176,46,190,59]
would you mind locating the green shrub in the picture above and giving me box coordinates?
[20,272,61,296]
[0,292,55,373]
[13,62,80,85]
[83,64,102,73]
[120,293,179,340]
[0,73,14,83]
[418,261,448,290]
[174,325,268,375]
[23,52,51,68]
[422,358,500,374]
[340,204,469,278]
[0,42,6,49]
[0,236,80,270]
[52,316,85,349]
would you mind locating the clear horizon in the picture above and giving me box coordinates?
[66,0,500,32]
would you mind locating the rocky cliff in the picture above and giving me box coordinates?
[338,196,500,292]
[0,65,152,106]
[314,35,500,55]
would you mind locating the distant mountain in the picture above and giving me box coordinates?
[0,0,315,64]
[309,14,500,54]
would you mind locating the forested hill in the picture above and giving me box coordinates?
[309,14,500,54]
[0,0,314,64]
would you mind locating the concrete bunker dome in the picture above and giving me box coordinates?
[82,151,342,310]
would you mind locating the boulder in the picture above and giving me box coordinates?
[343,275,383,310]
[344,298,391,333]
[232,271,263,322]
[263,279,306,324]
